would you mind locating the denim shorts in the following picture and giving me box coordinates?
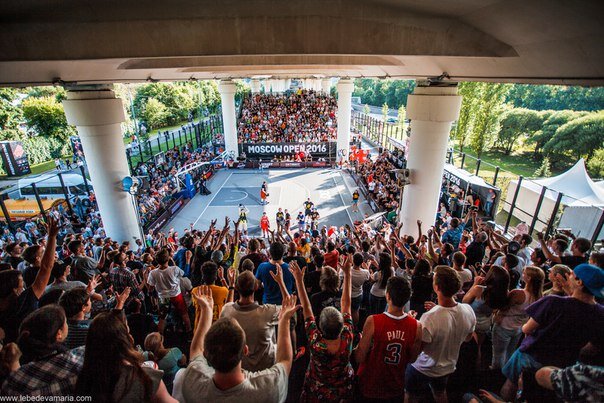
[405,365,449,394]
[502,349,542,383]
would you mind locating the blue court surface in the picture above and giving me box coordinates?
[163,168,372,235]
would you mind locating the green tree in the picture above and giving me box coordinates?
[0,88,23,141]
[141,98,169,130]
[234,80,251,105]
[382,102,389,122]
[506,84,604,111]
[454,82,482,152]
[22,96,74,139]
[495,108,544,155]
[528,110,587,157]
[544,111,604,161]
[587,149,604,178]
[397,104,406,127]
[534,157,552,177]
[469,83,509,158]
[26,86,67,102]
[134,83,196,126]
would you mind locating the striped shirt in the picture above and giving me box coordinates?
[65,319,91,349]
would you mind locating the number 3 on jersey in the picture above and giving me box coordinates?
[384,342,402,365]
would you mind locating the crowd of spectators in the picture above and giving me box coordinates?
[238,90,338,143]
[133,143,216,228]
[355,151,401,214]
[0,191,602,402]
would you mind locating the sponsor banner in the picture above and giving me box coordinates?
[146,197,186,232]
[0,141,31,177]
[240,142,336,157]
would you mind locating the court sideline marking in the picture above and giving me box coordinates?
[330,170,354,226]
[193,172,233,226]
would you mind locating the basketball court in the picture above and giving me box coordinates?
[164,168,371,235]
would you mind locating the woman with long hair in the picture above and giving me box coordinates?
[1,305,82,396]
[76,310,175,402]
[491,265,545,369]
[463,265,510,368]
[144,332,186,394]
[369,253,394,315]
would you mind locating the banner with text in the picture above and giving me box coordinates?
[240,142,336,158]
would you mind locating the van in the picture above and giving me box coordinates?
[7,172,92,202]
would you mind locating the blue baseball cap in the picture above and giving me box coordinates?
[574,264,604,299]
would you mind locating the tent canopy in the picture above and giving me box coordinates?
[531,159,604,207]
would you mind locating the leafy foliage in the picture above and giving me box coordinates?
[454,82,482,152]
[528,110,588,157]
[0,88,23,141]
[353,79,415,109]
[495,108,545,155]
[141,98,169,130]
[534,157,552,177]
[543,111,604,160]
[506,84,604,111]
[21,96,75,140]
[469,83,509,158]
[587,149,604,178]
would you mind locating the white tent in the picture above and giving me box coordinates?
[504,159,604,237]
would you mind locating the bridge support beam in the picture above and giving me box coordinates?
[336,78,354,163]
[63,86,142,243]
[218,79,239,158]
[400,85,462,238]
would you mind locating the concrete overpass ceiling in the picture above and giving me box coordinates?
[0,0,602,86]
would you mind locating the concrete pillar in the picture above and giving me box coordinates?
[322,78,332,95]
[336,79,354,163]
[400,85,462,238]
[250,79,261,93]
[218,80,239,158]
[62,87,142,243]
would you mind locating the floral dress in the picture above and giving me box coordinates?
[301,313,354,403]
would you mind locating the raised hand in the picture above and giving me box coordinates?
[424,301,436,312]
[115,287,131,309]
[86,274,100,294]
[289,260,305,282]
[278,294,300,322]
[270,263,284,284]
[224,216,231,228]
[45,215,59,237]
[210,219,217,228]
[417,219,422,226]
[192,285,214,311]
[340,255,352,276]
[227,266,237,286]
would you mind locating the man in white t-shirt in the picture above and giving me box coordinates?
[173,284,298,403]
[146,248,191,333]
[405,265,476,403]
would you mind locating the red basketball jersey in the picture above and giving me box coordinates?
[357,312,418,399]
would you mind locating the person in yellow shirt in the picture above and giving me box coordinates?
[191,261,235,328]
